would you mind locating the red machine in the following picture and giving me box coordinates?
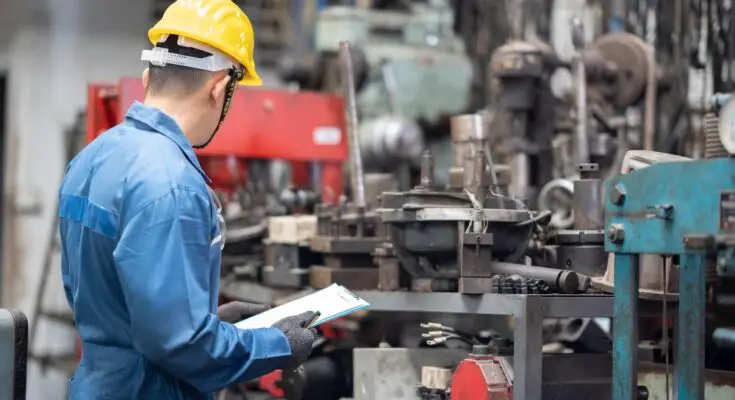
[86,77,348,204]
[450,352,513,400]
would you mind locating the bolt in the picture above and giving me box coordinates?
[607,224,625,244]
[610,183,627,205]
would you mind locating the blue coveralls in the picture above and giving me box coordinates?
[59,102,292,399]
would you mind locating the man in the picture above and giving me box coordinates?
[59,1,316,398]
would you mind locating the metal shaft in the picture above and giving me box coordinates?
[490,262,589,294]
[339,41,366,210]
[571,17,590,165]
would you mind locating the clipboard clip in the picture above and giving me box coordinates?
[304,311,321,328]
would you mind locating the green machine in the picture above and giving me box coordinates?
[282,0,473,186]
[0,310,27,400]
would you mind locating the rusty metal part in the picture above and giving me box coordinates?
[590,33,651,108]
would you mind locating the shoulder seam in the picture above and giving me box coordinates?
[127,185,210,222]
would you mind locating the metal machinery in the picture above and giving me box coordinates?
[86,79,348,301]
[490,22,659,226]
[605,93,735,400]
[280,0,473,187]
[0,310,27,400]
[352,107,620,398]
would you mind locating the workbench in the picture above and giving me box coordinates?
[355,291,666,399]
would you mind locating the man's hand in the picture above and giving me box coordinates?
[217,301,270,324]
[272,312,317,369]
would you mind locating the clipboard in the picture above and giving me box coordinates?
[234,284,370,330]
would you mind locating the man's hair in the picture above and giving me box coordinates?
[145,35,216,98]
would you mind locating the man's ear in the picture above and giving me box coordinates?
[211,73,232,102]
[142,68,150,90]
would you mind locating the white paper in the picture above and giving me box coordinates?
[234,283,370,330]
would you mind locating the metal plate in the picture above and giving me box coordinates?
[605,158,735,254]
[380,208,530,223]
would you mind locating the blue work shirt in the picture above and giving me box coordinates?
[59,102,291,399]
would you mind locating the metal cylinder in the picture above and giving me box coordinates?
[471,150,487,201]
[704,113,729,159]
[571,17,589,165]
[339,41,366,209]
[310,162,323,194]
[420,151,434,188]
[450,114,488,168]
[490,262,588,294]
[573,163,603,230]
[713,328,735,349]
[359,116,424,167]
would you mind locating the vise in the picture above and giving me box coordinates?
[605,152,735,399]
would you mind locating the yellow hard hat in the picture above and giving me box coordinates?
[148,0,261,86]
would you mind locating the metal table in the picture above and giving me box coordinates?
[355,291,614,400]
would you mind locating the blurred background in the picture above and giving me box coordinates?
[0,0,731,399]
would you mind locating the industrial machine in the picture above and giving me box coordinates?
[0,310,27,400]
[605,93,735,399]
[280,0,473,187]
[496,27,660,228]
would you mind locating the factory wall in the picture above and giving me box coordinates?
[1,0,150,398]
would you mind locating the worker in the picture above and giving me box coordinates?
[58,1,316,398]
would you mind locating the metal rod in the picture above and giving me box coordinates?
[419,151,434,189]
[339,41,366,210]
[490,262,588,294]
[571,16,590,164]
[310,162,323,195]
[380,61,402,116]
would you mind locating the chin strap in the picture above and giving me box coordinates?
[194,67,244,149]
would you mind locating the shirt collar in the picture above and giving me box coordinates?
[124,101,211,183]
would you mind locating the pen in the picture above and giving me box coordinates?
[305,311,321,328]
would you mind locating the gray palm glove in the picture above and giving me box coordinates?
[272,311,317,369]
[217,301,270,324]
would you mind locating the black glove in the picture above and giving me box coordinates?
[272,312,317,369]
[217,301,270,324]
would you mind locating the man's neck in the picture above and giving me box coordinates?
[143,97,201,145]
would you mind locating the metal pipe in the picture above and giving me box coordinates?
[471,150,487,201]
[642,41,657,151]
[571,17,590,164]
[490,262,590,294]
[310,162,323,194]
[339,41,366,210]
[419,151,434,189]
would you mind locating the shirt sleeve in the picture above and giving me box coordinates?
[112,187,291,393]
